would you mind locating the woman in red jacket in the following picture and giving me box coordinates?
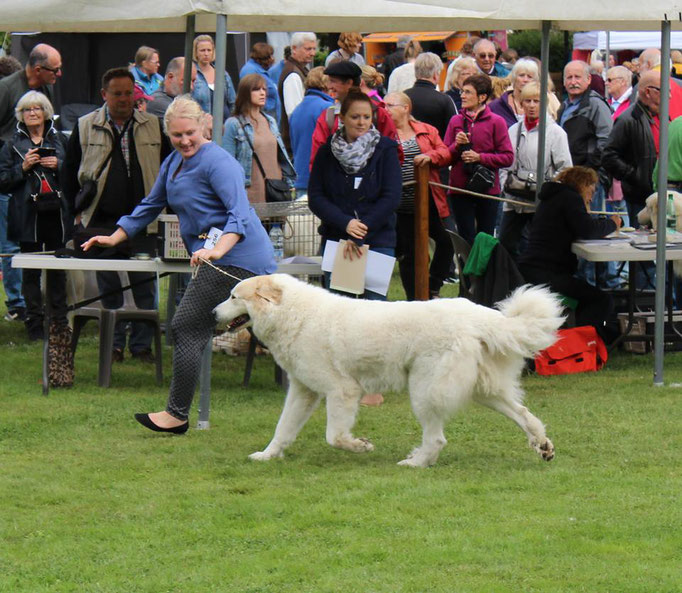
[385,91,453,300]
[443,74,514,246]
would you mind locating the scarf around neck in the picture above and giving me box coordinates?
[330,126,381,174]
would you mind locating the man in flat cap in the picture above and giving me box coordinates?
[309,60,398,165]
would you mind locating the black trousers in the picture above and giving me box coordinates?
[450,192,500,246]
[19,214,68,330]
[498,209,534,263]
[395,199,454,300]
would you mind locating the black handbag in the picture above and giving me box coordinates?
[238,118,293,203]
[74,179,97,213]
[74,132,121,213]
[30,170,62,213]
[462,118,495,195]
[466,164,496,195]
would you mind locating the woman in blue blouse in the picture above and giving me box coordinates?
[82,96,276,434]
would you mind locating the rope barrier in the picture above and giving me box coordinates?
[427,180,536,209]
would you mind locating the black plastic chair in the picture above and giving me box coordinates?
[70,271,163,388]
[445,230,474,300]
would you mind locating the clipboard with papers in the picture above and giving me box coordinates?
[321,240,396,296]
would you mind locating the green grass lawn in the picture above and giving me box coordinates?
[1,276,681,592]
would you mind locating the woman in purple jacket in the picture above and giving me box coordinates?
[443,74,514,245]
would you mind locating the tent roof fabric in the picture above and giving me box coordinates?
[6,0,682,33]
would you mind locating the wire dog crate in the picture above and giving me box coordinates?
[252,199,321,258]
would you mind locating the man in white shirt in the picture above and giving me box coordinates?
[278,32,317,151]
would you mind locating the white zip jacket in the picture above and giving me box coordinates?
[500,118,573,213]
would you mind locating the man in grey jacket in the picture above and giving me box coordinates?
[558,60,616,286]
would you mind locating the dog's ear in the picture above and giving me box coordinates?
[255,281,283,305]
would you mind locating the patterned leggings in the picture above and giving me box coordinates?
[166,263,255,421]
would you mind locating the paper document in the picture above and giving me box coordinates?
[322,240,396,296]
[329,240,368,295]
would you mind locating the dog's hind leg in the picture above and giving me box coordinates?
[398,362,460,468]
[249,379,321,461]
[476,388,555,461]
[397,408,447,468]
[325,389,374,453]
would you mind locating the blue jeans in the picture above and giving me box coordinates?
[324,245,395,301]
[577,184,624,289]
[0,193,24,311]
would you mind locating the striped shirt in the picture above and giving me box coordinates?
[397,136,420,213]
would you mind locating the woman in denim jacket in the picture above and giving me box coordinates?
[222,74,295,204]
[191,35,236,121]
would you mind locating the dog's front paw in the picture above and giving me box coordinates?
[397,457,428,468]
[248,449,283,461]
[397,448,435,468]
[331,437,374,453]
[532,438,555,462]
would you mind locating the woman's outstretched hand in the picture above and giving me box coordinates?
[81,235,116,251]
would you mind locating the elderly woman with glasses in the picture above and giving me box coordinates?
[488,58,539,128]
[444,56,478,113]
[0,91,71,351]
[384,91,452,300]
[130,46,164,95]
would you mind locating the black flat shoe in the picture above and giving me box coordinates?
[134,413,189,434]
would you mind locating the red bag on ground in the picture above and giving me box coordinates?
[535,326,608,376]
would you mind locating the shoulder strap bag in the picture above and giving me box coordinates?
[462,117,495,195]
[238,118,292,203]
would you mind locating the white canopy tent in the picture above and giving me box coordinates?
[2,0,680,384]
[574,30,682,50]
[0,0,474,33]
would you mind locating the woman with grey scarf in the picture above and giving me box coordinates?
[308,89,401,301]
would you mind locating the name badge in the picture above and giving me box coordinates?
[203,227,223,249]
[354,177,362,190]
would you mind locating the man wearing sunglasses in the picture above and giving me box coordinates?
[473,39,510,78]
[0,43,62,326]
[0,43,62,143]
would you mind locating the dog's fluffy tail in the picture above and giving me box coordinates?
[491,284,566,358]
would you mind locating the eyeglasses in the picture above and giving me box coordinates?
[40,65,62,74]
[21,106,43,113]
[477,53,496,59]
[647,86,661,92]
[384,103,406,108]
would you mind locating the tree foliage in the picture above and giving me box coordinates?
[508,29,569,72]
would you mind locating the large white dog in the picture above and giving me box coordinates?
[214,274,564,467]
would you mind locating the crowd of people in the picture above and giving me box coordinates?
[0,32,679,419]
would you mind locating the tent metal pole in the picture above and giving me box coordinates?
[653,19,672,386]
[182,14,196,94]
[212,13,228,144]
[605,31,610,86]
[535,20,551,197]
